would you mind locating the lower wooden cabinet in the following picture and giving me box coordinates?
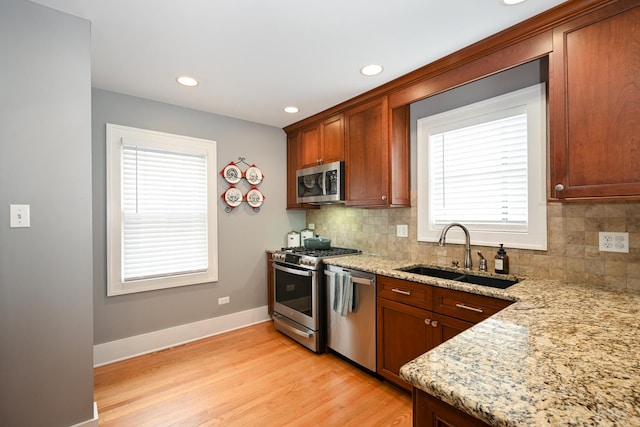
[376,275,512,394]
[413,388,490,427]
[377,298,433,392]
[377,299,474,392]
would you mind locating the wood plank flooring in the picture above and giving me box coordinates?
[94,321,412,426]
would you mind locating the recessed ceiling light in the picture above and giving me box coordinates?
[176,76,199,87]
[502,0,527,5]
[284,106,299,114]
[360,64,384,76]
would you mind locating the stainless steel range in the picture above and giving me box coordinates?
[271,246,360,352]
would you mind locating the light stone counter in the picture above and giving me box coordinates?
[324,254,640,426]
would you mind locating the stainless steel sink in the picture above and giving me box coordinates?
[398,266,518,289]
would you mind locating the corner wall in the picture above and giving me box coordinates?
[0,1,94,425]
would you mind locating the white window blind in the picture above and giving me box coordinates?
[122,145,208,281]
[417,83,547,250]
[107,124,217,296]
[429,111,528,232]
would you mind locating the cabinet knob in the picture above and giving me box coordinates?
[431,320,439,328]
[381,195,387,201]
[554,183,564,192]
[424,318,431,325]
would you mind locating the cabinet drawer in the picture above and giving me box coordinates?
[377,275,431,309]
[432,287,512,323]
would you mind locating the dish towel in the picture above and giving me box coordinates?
[333,272,358,316]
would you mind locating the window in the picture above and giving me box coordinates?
[417,83,547,250]
[106,124,218,296]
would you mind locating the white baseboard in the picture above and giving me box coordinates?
[94,306,270,367]
[70,402,98,427]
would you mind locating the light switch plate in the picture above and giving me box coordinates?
[397,224,408,238]
[10,204,30,228]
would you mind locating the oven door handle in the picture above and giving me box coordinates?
[274,314,312,338]
[273,263,313,277]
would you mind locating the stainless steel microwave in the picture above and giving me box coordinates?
[296,161,345,204]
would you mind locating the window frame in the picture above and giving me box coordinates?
[106,124,218,296]
[416,83,547,251]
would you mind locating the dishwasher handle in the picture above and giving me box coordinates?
[324,269,374,286]
[351,276,374,286]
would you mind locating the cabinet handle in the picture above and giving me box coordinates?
[424,318,431,324]
[381,195,387,201]
[554,183,564,192]
[430,320,439,327]
[391,288,411,296]
[455,303,484,313]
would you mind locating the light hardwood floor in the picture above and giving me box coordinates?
[94,321,412,426]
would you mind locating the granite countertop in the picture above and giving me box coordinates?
[324,254,640,426]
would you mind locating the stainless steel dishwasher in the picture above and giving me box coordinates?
[324,264,376,372]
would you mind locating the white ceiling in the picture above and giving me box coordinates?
[30,0,566,128]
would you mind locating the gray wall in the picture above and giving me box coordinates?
[0,1,94,426]
[92,89,305,344]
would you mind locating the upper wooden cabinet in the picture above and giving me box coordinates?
[345,97,389,206]
[299,114,344,168]
[284,0,634,207]
[345,97,410,207]
[286,132,310,210]
[550,1,640,201]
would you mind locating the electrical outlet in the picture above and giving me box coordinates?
[218,296,230,305]
[397,224,408,238]
[308,223,315,230]
[599,232,629,253]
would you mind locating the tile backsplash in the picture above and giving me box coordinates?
[306,192,640,292]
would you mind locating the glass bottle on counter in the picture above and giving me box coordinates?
[494,244,509,274]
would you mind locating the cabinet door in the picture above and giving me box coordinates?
[299,125,321,168]
[413,388,490,427]
[345,97,390,206]
[550,2,640,201]
[286,132,303,209]
[320,113,344,164]
[430,313,473,347]
[377,298,433,392]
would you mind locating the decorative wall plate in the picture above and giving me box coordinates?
[221,162,242,184]
[244,165,263,185]
[245,187,265,208]
[222,186,243,207]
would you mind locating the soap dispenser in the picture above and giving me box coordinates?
[494,244,509,274]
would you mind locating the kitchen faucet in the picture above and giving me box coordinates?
[438,223,472,270]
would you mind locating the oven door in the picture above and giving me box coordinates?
[273,262,319,331]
